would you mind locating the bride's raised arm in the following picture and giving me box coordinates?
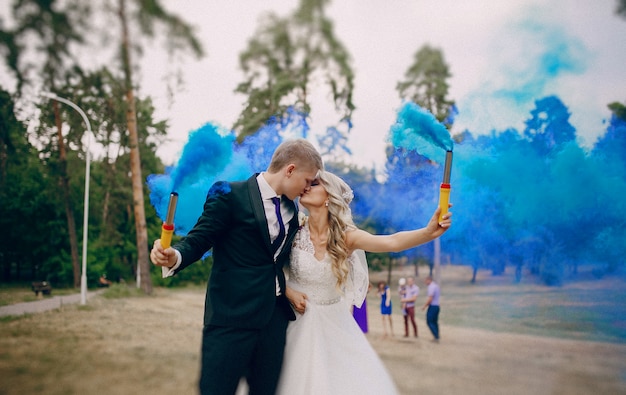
[346,206,451,254]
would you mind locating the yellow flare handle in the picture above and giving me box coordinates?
[438,184,451,222]
[161,223,174,249]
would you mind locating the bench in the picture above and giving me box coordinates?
[32,281,52,296]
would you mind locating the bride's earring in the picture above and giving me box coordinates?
[325,200,329,207]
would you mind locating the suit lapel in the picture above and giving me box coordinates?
[248,174,299,257]
[276,201,298,260]
[285,204,299,239]
[247,175,273,250]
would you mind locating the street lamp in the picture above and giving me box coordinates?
[41,92,91,305]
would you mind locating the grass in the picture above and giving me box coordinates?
[0,283,77,306]
[3,266,625,343]
[99,283,148,299]
[370,264,626,344]
[1,266,625,395]
[0,288,205,395]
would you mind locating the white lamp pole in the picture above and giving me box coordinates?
[42,92,92,305]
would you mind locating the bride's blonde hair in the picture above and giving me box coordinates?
[318,171,356,290]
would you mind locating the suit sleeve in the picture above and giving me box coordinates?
[173,181,231,272]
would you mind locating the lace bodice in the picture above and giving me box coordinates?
[287,223,341,304]
[286,222,369,306]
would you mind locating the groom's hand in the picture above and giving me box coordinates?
[285,286,308,315]
[150,239,177,268]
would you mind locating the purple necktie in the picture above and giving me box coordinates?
[271,196,285,254]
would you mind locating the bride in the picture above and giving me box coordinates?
[278,171,452,394]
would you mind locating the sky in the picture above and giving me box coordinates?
[1,1,625,169]
[135,0,626,169]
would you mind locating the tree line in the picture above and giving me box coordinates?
[1,0,421,290]
[1,0,625,291]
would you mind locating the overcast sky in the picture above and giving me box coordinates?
[3,1,626,169]
[137,0,626,168]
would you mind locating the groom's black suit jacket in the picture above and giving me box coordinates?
[173,174,298,328]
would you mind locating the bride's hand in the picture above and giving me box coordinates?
[285,286,308,315]
[427,205,452,237]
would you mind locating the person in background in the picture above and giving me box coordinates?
[398,277,407,316]
[352,282,371,333]
[422,275,441,342]
[401,276,419,338]
[98,274,112,288]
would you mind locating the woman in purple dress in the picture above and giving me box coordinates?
[352,283,370,333]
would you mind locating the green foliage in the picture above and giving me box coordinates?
[0,0,202,290]
[134,0,204,58]
[234,0,355,141]
[396,44,455,125]
[524,96,576,156]
[364,252,387,272]
[100,283,145,299]
[36,68,169,286]
[116,0,204,105]
[0,29,21,90]
[151,257,213,287]
[617,0,626,19]
[0,0,86,93]
[0,0,95,287]
[608,101,626,121]
[0,68,169,285]
[0,89,68,282]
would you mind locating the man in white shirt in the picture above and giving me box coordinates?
[422,276,441,341]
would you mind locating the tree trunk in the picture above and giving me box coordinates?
[54,101,81,288]
[119,0,152,294]
[433,238,442,285]
[386,257,392,286]
[514,264,522,283]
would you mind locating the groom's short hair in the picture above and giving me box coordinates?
[268,139,323,173]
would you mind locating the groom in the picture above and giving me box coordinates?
[150,139,323,395]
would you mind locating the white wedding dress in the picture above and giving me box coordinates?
[276,223,399,395]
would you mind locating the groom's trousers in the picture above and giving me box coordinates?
[199,298,290,395]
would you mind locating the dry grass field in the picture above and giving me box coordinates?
[1,264,625,395]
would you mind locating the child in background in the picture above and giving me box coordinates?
[398,277,407,316]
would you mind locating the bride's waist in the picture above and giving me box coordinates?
[286,283,342,305]
[309,296,341,305]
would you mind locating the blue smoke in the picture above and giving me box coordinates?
[389,102,453,163]
[444,99,626,283]
[148,97,626,285]
[147,108,310,236]
[456,13,590,137]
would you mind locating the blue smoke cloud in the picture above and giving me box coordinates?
[494,18,588,105]
[141,0,626,292]
[445,99,626,284]
[389,102,454,163]
[147,97,626,286]
[456,13,590,137]
[148,108,310,236]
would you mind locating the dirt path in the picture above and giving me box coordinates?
[0,290,104,317]
[1,287,625,395]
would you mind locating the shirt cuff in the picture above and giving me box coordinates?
[161,249,182,278]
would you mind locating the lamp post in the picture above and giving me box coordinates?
[41,92,91,305]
